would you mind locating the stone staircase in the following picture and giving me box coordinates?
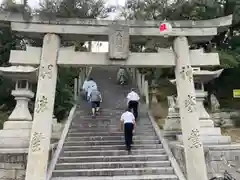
[51,67,181,180]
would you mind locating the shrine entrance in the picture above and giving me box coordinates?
[0,12,233,180]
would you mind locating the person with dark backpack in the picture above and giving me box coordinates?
[89,88,102,117]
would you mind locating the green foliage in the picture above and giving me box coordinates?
[218,50,240,68]
[0,27,17,128]
[54,67,78,121]
[36,0,110,19]
[0,27,16,111]
[0,111,9,129]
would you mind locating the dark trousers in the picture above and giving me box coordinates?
[91,101,100,109]
[124,123,134,150]
[128,100,139,119]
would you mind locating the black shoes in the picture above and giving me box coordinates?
[126,145,131,152]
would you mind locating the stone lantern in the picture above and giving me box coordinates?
[0,66,38,148]
[166,68,231,144]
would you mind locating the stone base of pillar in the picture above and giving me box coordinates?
[0,121,32,148]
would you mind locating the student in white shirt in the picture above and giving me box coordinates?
[126,88,140,120]
[120,108,136,151]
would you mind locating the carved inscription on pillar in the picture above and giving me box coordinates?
[35,95,48,113]
[188,128,202,149]
[180,65,193,83]
[30,132,45,152]
[184,95,197,113]
[39,64,54,79]
[108,24,129,60]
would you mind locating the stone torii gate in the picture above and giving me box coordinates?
[0,12,232,180]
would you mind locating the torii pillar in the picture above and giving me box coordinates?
[174,36,208,180]
[25,34,60,180]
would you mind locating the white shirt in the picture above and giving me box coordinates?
[120,111,135,124]
[127,91,140,101]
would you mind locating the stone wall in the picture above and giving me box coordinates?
[0,152,27,180]
[170,143,240,179]
[0,146,56,180]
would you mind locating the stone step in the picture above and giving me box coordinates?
[52,167,174,177]
[64,139,160,146]
[72,118,151,122]
[51,175,178,180]
[63,144,163,151]
[55,160,171,170]
[66,135,158,141]
[69,128,154,133]
[72,119,152,124]
[73,115,149,119]
[68,128,155,133]
[91,109,126,113]
[70,124,153,130]
[62,149,166,156]
[72,118,115,123]
[67,132,157,137]
[58,154,169,163]
[71,121,115,125]
[68,129,118,133]
[70,123,153,128]
[76,114,122,118]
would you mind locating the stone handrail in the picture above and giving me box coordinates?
[148,111,187,180]
[46,104,77,180]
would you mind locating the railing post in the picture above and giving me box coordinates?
[78,70,82,95]
[137,70,141,93]
[132,68,136,83]
[141,74,145,96]
[130,68,135,83]
[144,80,149,106]
[74,78,78,102]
